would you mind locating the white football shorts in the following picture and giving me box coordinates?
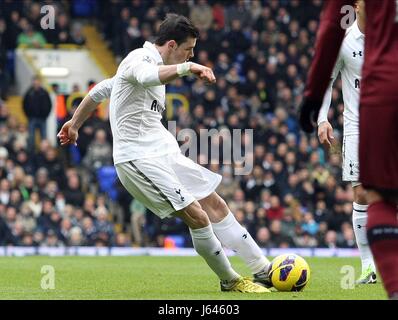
[342,134,360,186]
[115,152,222,219]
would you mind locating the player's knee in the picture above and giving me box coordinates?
[353,185,367,205]
[194,210,210,228]
[201,193,229,223]
[182,202,210,229]
[215,196,228,213]
[209,193,228,214]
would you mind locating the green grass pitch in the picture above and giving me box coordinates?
[0,256,386,300]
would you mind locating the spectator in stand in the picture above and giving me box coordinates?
[225,0,252,30]
[0,20,9,100]
[63,174,85,207]
[321,230,338,249]
[216,166,239,202]
[23,76,52,152]
[266,196,284,221]
[295,231,318,248]
[82,216,97,246]
[17,20,46,48]
[68,226,84,246]
[82,128,113,172]
[70,23,86,46]
[269,219,294,248]
[26,2,42,31]
[255,226,271,248]
[117,232,132,247]
[190,0,213,32]
[4,10,21,50]
[301,212,319,236]
[55,13,72,45]
[95,206,114,242]
[123,17,144,53]
[44,229,64,247]
[169,0,190,17]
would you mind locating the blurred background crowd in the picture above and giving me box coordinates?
[0,0,358,250]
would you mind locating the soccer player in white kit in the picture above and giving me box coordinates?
[317,1,376,284]
[58,14,272,293]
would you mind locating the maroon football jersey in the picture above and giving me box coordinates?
[361,0,398,108]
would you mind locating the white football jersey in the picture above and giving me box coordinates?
[318,20,364,136]
[89,77,114,103]
[88,41,180,164]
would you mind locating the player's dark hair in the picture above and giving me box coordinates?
[155,14,199,46]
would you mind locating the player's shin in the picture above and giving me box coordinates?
[211,212,270,274]
[352,202,376,274]
[189,224,239,282]
[367,201,398,298]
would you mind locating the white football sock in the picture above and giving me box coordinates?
[353,202,376,273]
[212,212,270,274]
[189,224,240,282]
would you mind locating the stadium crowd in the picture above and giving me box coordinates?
[0,0,359,250]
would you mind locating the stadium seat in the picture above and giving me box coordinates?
[69,145,81,164]
[96,166,118,201]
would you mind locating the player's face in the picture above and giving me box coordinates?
[168,37,196,64]
[355,0,365,19]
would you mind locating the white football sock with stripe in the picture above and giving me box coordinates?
[189,224,240,282]
[353,202,376,273]
[212,212,270,274]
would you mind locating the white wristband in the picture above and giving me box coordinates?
[176,62,192,77]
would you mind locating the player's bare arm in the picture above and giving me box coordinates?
[188,62,216,84]
[57,94,99,146]
[58,77,113,146]
[158,62,216,85]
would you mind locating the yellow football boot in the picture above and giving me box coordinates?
[220,277,271,293]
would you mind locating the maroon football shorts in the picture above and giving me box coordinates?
[359,104,398,190]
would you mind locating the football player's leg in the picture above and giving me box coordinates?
[366,189,398,299]
[175,201,240,282]
[117,158,269,293]
[200,192,271,282]
[352,184,377,284]
[175,201,270,293]
[171,154,270,290]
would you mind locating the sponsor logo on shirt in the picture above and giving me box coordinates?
[150,100,165,113]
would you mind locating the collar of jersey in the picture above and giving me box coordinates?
[143,41,164,65]
[352,20,364,40]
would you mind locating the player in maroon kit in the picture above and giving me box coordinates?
[299,0,398,299]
